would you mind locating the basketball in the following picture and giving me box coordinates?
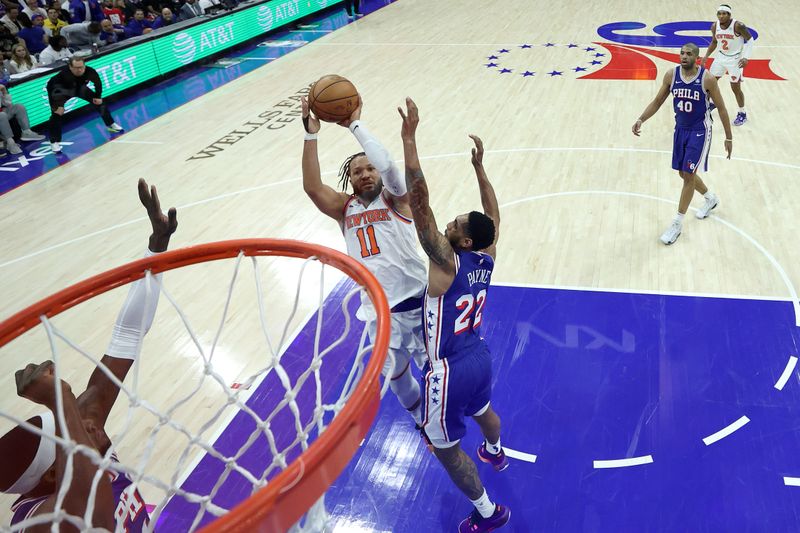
[308,75,360,123]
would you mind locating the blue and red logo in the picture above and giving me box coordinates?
[483,21,784,81]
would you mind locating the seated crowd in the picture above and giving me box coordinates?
[0,0,232,72]
[0,0,237,157]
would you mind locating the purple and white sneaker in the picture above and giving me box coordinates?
[733,112,747,126]
[477,443,509,472]
[458,504,511,532]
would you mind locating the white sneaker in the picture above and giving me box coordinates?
[695,194,719,219]
[20,130,45,141]
[660,221,682,245]
[106,122,124,133]
[6,139,21,154]
[50,142,62,153]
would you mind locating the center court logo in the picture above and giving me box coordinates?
[173,33,197,65]
[257,5,273,30]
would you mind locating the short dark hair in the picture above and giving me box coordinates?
[465,211,495,251]
[68,56,86,67]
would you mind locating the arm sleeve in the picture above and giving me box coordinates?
[742,37,754,59]
[348,120,406,196]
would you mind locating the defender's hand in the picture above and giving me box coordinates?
[398,97,419,141]
[138,178,177,252]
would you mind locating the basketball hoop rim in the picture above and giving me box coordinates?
[0,239,391,533]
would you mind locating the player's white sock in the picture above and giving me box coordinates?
[673,213,684,224]
[704,191,714,200]
[389,366,422,424]
[485,437,502,455]
[471,489,496,519]
[739,107,746,114]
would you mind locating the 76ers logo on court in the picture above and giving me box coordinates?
[590,21,783,81]
[485,22,784,81]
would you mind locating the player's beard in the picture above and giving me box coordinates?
[355,180,382,203]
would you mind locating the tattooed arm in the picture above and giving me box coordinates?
[399,98,456,290]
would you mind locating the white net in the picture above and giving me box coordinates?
[0,246,392,533]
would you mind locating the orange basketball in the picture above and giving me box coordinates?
[308,75,360,123]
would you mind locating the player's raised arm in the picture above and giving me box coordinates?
[301,97,350,223]
[77,179,177,428]
[469,134,499,258]
[399,98,455,274]
[703,72,733,159]
[632,69,673,136]
[341,97,409,204]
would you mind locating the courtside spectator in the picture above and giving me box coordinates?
[61,20,102,48]
[124,7,150,35]
[18,14,47,53]
[1,6,23,34]
[8,43,38,73]
[68,0,102,22]
[151,6,172,28]
[0,82,45,155]
[22,0,46,20]
[99,17,122,44]
[179,0,202,20]
[43,7,66,36]
[38,34,72,64]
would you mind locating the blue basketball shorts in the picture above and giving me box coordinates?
[672,126,712,174]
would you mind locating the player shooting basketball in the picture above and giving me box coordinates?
[398,97,510,533]
[0,179,177,531]
[300,93,427,428]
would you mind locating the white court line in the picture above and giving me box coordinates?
[492,281,793,303]
[784,477,800,486]
[702,416,750,446]
[498,190,800,328]
[5,147,800,329]
[113,140,165,145]
[774,356,798,391]
[318,42,800,50]
[504,447,537,463]
[290,29,332,33]
[593,455,653,469]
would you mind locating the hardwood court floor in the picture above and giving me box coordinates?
[1,0,798,528]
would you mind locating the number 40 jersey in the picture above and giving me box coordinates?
[342,191,427,320]
[424,250,494,362]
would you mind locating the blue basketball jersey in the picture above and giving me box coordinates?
[671,66,711,130]
[424,251,494,361]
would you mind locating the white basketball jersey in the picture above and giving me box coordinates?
[342,191,427,320]
[715,20,744,56]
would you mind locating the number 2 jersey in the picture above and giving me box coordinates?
[671,66,711,131]
[424,251,494,361]
[342,190,427,320]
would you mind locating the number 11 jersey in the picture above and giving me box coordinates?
[342,191,427,320]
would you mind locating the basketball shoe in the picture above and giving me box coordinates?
[459,504,511,532]
[733,112,747,126]
[107,122,124,133]
[695,193,719,219]
[477,443,508,472]
[660,220,682,245]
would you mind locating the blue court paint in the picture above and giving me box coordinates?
[0,0,395,195]
[157,280,369,532]
[324,285,800,532]
[161,281,800,531]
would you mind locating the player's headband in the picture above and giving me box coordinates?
[5,411,56,495]
[717,5,732,14]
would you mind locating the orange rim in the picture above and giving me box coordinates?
[0,239,391,533]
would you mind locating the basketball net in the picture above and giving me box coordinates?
[0,240,393,532]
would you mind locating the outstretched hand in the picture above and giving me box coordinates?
[338,95,363,128]
[138,178,177,253]
[16,360,67,407]
[469,134,484,167]
[398,97,419,141]
[301,96,320,134]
